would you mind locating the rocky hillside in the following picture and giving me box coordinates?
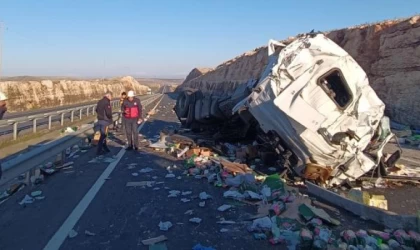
[179,15,420,127]
[182,68,213,85]
[0,76,149,112]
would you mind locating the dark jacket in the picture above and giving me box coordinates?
[119,98,125,108]
[96,97,113,124]
[121,98,142,120]
[0,106,6,120]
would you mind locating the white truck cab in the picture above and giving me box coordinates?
[233,33,400,186]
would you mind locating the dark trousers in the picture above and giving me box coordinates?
[96,123,109,154]
[125,119,138,148]
[121,116,126,132]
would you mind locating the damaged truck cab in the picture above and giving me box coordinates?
[176,33,401,187]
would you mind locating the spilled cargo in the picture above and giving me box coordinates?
[174,33,401,187]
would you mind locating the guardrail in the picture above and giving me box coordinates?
[0,94,163,186]
[0,94,158,140]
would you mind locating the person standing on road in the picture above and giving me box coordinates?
[121,90,143,151]
[95,92,113,155]
[118,92,127,133]
[0,91,8,179]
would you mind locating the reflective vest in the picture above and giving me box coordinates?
[124,101,140,119]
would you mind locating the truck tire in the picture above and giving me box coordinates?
[210,96,225,120]
[201,95,211,119]
[175,91,189,118]
[185,104,195,128]
[176,90,199,118]
[194,98,203,122]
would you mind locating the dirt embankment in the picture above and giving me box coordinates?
[179,15,420,127]
[0,76,149,112]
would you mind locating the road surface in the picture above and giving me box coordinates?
[0,93,400,250]
[0,93,380,250]
[0,95,155,138]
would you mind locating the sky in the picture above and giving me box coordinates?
[0,0,418,79]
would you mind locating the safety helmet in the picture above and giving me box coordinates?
[127,90,135,97]
[0,91,7,101]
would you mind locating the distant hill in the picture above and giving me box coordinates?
[1,76,82,81]
[1,76,184,85]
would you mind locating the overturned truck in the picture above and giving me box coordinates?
[175,33,401,187]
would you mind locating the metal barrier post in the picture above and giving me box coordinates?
[48,115,52,130]
[13,122,18,140]
[61,113,65,126]
[79,109,82,120]
[71,111,75,122]
[33,119,38,133]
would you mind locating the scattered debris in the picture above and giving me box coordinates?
[199,192,211,200]
[199,201,205,207]
[158,221,173,231]
[139,167,154,173]
[141,235,168,245]
[216,220,236,225]
[181,198,191,203]
[223,190,245,200]
[56,162,74,169]
[220,228,229,233]
[185,210,193,215]
[168,190,181,198]
[189,217,202,224]
[103,157,117,163]
[19,195,34,205]
[132,173,139,177]
[126,181,155,187]
[165,174,176,178]
[348,188,388,210]
[68,229,78,238]
[31,190,42,197]
[84,230,96,236]
[182,191,192,196]
[217,204,232,212]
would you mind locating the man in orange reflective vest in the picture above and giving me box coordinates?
[121,90,143,151]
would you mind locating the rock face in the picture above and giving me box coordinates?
[182,68,214,85]
[179,16,420,127]
[0,76,149,112]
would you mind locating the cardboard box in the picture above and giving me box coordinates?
[348,188,388,210]
[200,147,212,157]
[186,148,200,158]
[369,195,388,210]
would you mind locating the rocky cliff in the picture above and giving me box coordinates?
[179,15,420,127]
[0,76,149,112]
[182,68,214,85]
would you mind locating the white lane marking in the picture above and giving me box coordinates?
[43,148,125,250]
[44,95,166,250]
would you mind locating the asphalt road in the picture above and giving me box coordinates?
[0,95,155,138]
[0,93,385,250]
